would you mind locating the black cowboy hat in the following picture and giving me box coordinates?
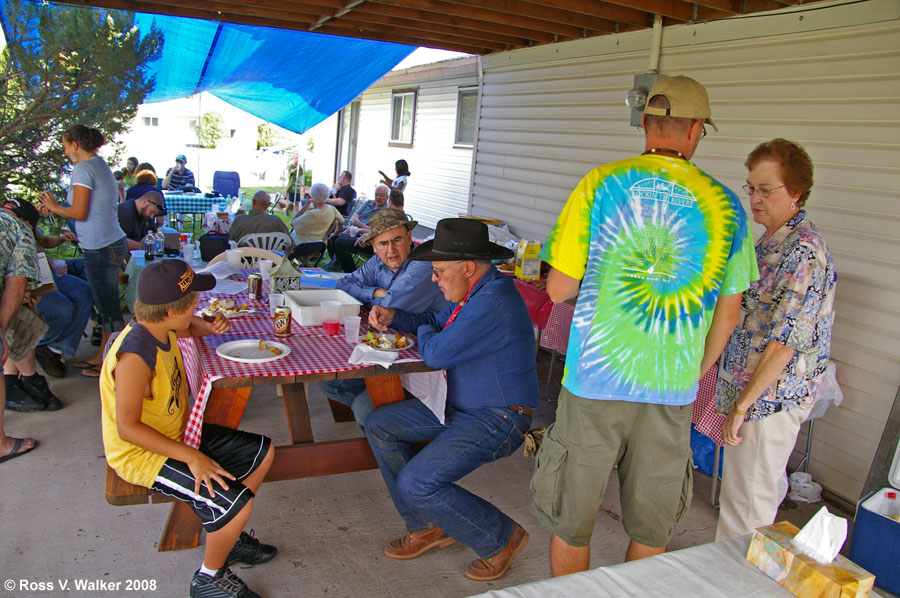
[409,218,514,262]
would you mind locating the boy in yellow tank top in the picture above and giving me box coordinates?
[100,260,276,598]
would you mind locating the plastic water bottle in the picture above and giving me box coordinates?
[886,491,900,522]
[142,233,155,262]
[153,231,164,258]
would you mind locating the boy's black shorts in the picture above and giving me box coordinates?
[151,424,271,533]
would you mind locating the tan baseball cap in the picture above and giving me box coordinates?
[644,75,718,131]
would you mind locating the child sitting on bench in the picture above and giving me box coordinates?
[99,259,276,598]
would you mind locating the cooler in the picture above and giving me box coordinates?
[849,436,900,595]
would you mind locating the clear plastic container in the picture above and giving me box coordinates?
[886,491,900,522]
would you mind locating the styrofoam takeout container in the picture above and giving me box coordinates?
[282,289,361,326]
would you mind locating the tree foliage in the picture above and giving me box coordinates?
[193,111,223,148]
[257,122,279,149]
[0,0,162,199]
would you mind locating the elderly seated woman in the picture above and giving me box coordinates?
[290,183,344,244]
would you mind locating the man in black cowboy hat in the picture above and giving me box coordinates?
[322,208,445,428]
[365,217,539,582]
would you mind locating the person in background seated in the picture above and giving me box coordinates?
[8,200,92,381]
[327,170,355,217]
[100,259,276,598]
[379,159,410,194]
[124,165,159,202]
[290,183,343,244]
[229,191,291,247]
[118,190,165,250]
[162,154,195,191]
[121,156,139,187]
[364,218,538,582]
[321,208,446,427]
[325,184,389,272]
[389,190,404,211]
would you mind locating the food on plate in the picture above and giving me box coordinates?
[203,298,251,316]
[258,340,282,356]
[362,331,409,350]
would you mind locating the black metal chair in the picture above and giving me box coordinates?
[287,241,327,267]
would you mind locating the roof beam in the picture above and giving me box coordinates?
[524,0,653,28]
[314,23,493,53]
[331,18,508,50]
[442,0,618,34]
[346,8,532,47]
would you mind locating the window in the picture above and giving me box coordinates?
[390,89,417,147]
[142,117,159,127]
[455,88,478,146]
[229,129,237,138]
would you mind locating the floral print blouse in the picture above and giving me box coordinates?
[715,211,837,422]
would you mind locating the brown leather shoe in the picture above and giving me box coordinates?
[465,522,529,582]
[384,527,456,560]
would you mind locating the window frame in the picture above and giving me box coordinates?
[389,88,417,148]
[454,87,478,148]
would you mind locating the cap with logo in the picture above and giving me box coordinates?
[643,75,717,131]
[137,259,215,305]
[175,154,187,163]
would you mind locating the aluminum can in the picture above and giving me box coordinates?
[247,274,262,300]
[274,306,292,337]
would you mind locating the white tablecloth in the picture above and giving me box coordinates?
[470,535,887,598]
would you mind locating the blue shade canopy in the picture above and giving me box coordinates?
[1,2,415,134]
[136,14,415,134]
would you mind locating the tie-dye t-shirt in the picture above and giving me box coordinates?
[541,154,758,405]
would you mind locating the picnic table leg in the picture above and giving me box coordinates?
[365,374,406,409]
[282,383,314,444]
[158,386,252,552]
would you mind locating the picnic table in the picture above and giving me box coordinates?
[150,277,434,551]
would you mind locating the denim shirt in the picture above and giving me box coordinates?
[337,256,446,313]
[391,266,540,411]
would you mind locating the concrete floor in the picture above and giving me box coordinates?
[1,340,857,598]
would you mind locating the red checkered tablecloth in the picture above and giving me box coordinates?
[692,367,725,446]
[180,287,422,447]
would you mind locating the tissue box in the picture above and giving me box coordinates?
[850,489,900,595]
[747,521,874,598]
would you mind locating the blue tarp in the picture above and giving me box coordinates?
[2,2,415,134]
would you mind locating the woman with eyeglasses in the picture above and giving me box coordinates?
[38,125,128,377]
[714,138,837,540]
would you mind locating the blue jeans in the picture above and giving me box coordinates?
[319,379,373,428]
[365,400,531,558]
[82,237,127,333]
[36,272,94,357]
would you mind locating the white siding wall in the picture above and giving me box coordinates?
[474,0,900,502]
[353,60,478,228]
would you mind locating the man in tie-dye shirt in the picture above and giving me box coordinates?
[530,76,758,575]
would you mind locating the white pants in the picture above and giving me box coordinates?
[715,402,813,541]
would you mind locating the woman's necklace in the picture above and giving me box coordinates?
[642,148,686,160]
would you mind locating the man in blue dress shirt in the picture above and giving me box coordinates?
[320,208,445,427]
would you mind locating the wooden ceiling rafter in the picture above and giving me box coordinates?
[62,0,828,56]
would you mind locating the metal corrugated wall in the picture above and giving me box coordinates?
[473,0,900,502]
[353,60,478,228]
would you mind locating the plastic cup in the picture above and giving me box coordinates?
[343,316,361,344]
[259,259,273,275]
[225,249,243,267]
[320,300,341,335]
[269,294,285,316]
[182,243,195,261]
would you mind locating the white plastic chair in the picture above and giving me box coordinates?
[237,232,292,253]
[207,247,281,268]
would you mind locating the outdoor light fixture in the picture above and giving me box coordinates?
[627,73,666,127]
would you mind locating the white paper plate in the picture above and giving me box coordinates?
[358,333,415,352]
[196,308,257,318]
[216,339,291,363]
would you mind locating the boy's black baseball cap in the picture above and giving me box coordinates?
[138,259,215,305]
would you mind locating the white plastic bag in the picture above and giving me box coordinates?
[807,361,842,421]
[788,471,822,503]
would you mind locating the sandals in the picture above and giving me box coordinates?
[81,365,101,378]
[69,360,101,369]
[0,437,36,464]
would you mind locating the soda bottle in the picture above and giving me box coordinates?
[153,231,164,258]
[886,491,900,522]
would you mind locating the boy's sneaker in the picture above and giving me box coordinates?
[190,568,259,598]
[19,374,63,411]
[226,530,277,568]
[5,378,45,412]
